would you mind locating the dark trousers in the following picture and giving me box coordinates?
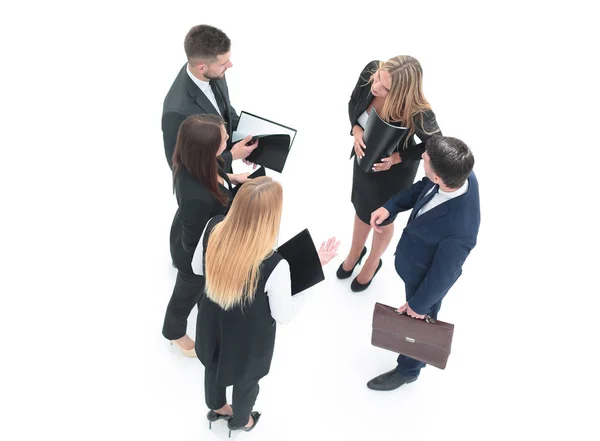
[162,270,205,340]
[396,284,443,377]
[204,355,260,427]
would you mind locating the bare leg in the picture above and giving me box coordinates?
[342,214,372,271]
[356,223,394,284]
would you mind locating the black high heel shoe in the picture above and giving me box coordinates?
[336,246,368,279]
[227,411,261,437]
[350,259,382,292]
[207,410,232,429]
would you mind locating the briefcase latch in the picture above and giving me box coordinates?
[405,337,415,343]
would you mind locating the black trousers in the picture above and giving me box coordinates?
[162,270,205,340]
[204,356,260,427]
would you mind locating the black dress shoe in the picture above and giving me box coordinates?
[336,246,367,279]
[207,410,232,429]
[367,369,418,391]
[227,411,261,437]
[350,259,382,292]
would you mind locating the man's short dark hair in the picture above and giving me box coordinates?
[426,136,475,188]
[184,25,231,63]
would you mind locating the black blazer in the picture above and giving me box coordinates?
[348,60,441,162]
[169,156,233,273]
[162,64,240,169]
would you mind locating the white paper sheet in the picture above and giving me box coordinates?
[232,111,296,146]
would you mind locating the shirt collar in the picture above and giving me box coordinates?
[438,179,469,200]
[186,64,211,94]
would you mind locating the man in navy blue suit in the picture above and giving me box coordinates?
[367,135,480,391]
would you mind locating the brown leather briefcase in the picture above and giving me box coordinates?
[371,302,455,370]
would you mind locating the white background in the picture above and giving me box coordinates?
[1,1,598,440]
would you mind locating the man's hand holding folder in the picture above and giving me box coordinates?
[233,111,297,173]
[231,134,259,162]
[242,135,259,169]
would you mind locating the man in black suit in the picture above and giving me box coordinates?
[162,24,256,171]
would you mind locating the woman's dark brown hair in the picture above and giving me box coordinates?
[172,114,228,206]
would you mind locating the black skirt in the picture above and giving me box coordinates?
[351,156,420,225]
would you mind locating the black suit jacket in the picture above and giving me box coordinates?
[169,155,233,273]
[348,60,441,162]
[162,64,240,169]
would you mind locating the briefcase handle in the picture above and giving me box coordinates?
[397,310,436,324]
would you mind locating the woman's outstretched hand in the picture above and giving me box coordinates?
[318,237,340,266]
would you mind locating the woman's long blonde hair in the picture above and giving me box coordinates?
[205,177,283,310]
[369,56,435,147]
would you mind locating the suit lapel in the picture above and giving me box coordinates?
[408,175,474,227]
[409,181,447,227]
[358,88,373,116]
[182,69,219,115]
[416,181,434,201]
[193,90,219,114]
[218,167,232,191]
[410,203,449,227]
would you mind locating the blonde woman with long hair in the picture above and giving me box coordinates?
[338,56,442,292]
[190,177,339,435]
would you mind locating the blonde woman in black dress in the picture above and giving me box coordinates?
[339,56,441,291]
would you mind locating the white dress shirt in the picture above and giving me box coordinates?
[191,223,305,324]
[219,177,230,190]
[416,179,469,218]
[186,65,221,116]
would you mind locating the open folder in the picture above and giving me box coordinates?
[277,229,325,295]
[230,166,266,199]
[232,111,297,173]
[357,108,409,173]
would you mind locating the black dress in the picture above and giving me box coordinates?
[348,60,441,225]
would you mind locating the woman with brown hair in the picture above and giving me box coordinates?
[162,114,255,357]
[190,177,339,435]
[338,56,442,292]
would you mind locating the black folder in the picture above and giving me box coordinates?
[277,229,325,295]
[245,134,292,173]
[233,111,297,173]
[230,166,266,199]
[357,107,409,173]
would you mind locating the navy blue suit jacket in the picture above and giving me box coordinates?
[383,172,480,315]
